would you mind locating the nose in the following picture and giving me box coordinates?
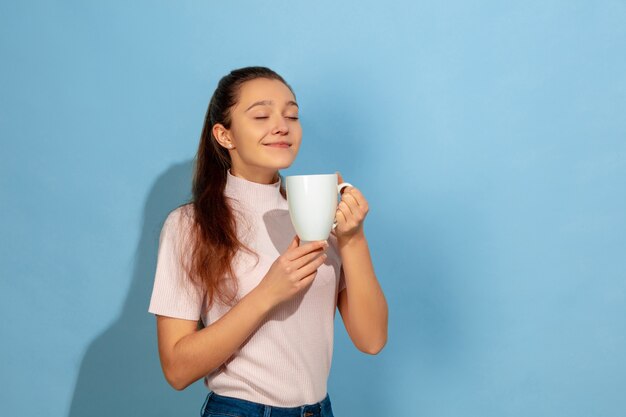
[271,114,289,135]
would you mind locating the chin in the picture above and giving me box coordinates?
[273,161,295,170]
[262,155,297,169]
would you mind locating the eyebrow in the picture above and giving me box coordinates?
[245,100,299,112]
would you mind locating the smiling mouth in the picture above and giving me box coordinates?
[264,143,291,148]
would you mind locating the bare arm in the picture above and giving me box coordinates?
[156,288,273,390]
[332,173,387,355]
[337,232,388,355]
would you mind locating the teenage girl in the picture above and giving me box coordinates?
[148,66,388,417]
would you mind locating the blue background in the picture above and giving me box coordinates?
[1,1,625,416]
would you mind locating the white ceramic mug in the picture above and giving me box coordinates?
[285,173,353,245]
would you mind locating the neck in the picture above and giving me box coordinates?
[230,166,279,185]
[224,168,286,213]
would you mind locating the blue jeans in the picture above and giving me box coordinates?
[200,391,335,417]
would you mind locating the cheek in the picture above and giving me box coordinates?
[232,123,271,144]
[292,124,303,142]
[290,132,302,151]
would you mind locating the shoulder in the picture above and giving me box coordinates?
[165,203,195,226]
[161,204,196,238]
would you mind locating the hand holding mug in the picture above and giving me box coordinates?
[255,235,328,308]
[332,171,369,242]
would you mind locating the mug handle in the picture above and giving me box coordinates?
[332,182,353,230]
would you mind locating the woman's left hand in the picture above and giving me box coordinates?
[333,171,369,242]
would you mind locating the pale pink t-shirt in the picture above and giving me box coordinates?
[148,168,345,406]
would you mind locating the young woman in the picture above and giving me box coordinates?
[148,66,388,417]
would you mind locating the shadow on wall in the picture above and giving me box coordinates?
[68,160,207,417]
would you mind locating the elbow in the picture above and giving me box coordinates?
[164,365,190,391]
[362,343,385,355]
[169,378,188,392]
[359,336,387,355]
[166,375,189,392]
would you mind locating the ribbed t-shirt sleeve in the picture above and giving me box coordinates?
[148,208,203,321]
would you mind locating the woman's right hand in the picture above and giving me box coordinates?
[255,235,329,309]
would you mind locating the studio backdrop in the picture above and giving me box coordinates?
[1,1,625,416]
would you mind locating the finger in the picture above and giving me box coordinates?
[291,245,327,270]
[335,208,347,226]
[289,235,300,249]
[342,188,365,208]
[294,252,327,281]
[286,239,327,261]
[297,271,318,290]
[337,199,354,218]
[341,193,360,213]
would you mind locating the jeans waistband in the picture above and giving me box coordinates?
[201,391,333,417]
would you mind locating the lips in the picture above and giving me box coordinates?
[264,142,291,148]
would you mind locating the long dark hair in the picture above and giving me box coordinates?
[177,66,295,314]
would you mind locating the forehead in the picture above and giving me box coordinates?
[235,78,295,108]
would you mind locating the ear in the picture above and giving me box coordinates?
[212,123,231,148]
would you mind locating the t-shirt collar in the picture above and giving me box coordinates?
[224,168,285,213]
